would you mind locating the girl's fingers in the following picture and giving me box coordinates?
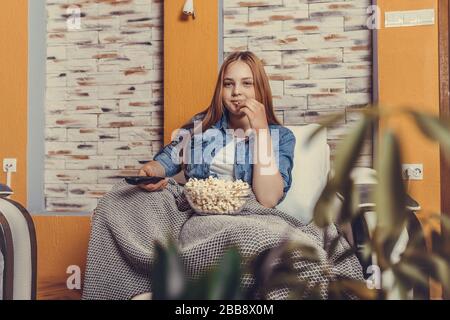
[138,184,155,192]
[139,178,169,192]
[243,103,256,113]
[158,178,169,188]
[238,107,251,119]
[152,178,168,189]
[154,180,168,192]
[143,165,155,176]
[239,106,254,117]
[160,179,169,190]
[241,99,263,115]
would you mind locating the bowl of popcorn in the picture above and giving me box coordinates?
[184,177,251,215]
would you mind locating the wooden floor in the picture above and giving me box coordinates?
[37,279,82,300]
[33,216,90,300]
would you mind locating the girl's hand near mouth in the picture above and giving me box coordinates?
[237,98,269,130]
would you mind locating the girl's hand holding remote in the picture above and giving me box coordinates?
[138,161,169,192]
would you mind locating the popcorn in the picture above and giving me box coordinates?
[184,177,250,214]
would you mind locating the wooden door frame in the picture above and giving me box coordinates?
[438,0,450,299]
[439,1,449,227]
[438,0,449,299]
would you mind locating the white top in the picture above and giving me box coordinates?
[209,137,237,181]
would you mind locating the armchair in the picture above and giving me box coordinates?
[131,124,426,300]
[0,187,37,300]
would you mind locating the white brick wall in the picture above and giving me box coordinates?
[45,0,162,212]
[223,0,373,166]
[45,0,372,212]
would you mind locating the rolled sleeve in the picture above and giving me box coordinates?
[274,128,296,204]
[153,145,180,177]
[153,113,204,177]
[153,129,191,177]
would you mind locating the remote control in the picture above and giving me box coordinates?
[124,176,165,185]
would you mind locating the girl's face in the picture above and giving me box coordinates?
[222,60,256,116]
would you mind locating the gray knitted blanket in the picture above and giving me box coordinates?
[82,179,363,300]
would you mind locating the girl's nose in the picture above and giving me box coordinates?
[232,85,241,96]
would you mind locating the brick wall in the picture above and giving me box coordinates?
[45,0,372,212]
[223,0,373,165]
[45,0,162,212]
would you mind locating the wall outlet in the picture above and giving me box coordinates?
[3,158,17,173]
[402,164,423,180]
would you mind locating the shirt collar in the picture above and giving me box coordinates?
[213,109,253,142]
[212,109,229,131]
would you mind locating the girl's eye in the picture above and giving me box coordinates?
[224,83,232,87]
[244,82,253,86]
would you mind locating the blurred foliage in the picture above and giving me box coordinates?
[151,106,450,300]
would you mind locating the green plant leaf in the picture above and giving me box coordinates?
[266,273,304,293]
[287,242,320,263]
[151,242,167,300]
[244,241,288,299]
[334,247,357,265]
[207,247,242,300]
[183,275,209,300]
[306,112,347,145]
[429,213,450,235]
[427,214,450,261]
[336,179,362,225]
[151,240,186,300]
[313,114,374,227]
[392,262,430,291]
[375,131,408,265]
[334,115,373,185]
[326,234,343,260]
[305,284,323,300]
[427,254,450,293]
[330,278,378,300]
[402,251,450,294]
[313,184,340,227]
[306,106,379,145]
[287,280,309,300]
[409,111,450,158]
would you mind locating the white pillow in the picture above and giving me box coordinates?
[276,124,330,223]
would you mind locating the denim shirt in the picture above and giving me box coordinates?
[153,110,296,204]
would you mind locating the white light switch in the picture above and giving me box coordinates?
[385,12,403,27]
[417,9,435,24]
[403,12,418,25]
[385,9,435,28]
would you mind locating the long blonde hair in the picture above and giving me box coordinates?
[182,51,281,131]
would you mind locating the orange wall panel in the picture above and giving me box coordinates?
[0,0,28,205]
[377,0,441,226]
[377,0,441,298]
[33,216,91,300]
[164,0,219,144]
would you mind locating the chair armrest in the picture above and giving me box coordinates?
[0,198,37,300]
[0,184,13,198]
